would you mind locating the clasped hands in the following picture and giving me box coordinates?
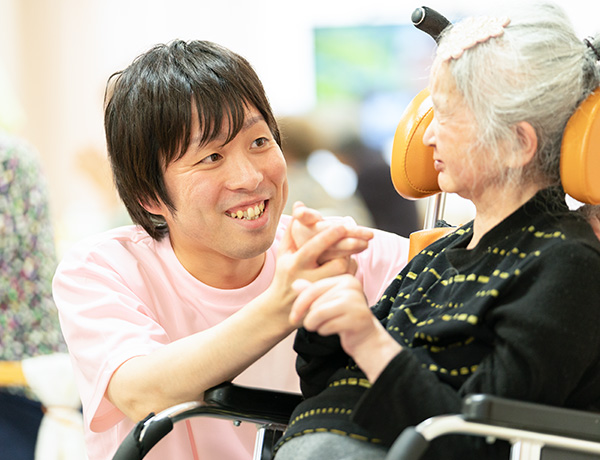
[281,202,402,382]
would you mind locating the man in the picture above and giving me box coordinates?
[53,40,409,460]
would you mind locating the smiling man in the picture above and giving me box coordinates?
[52,40,409,460]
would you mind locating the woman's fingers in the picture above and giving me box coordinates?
[289,275,362,327]
[309,313,360,337]
[288,279,313,326]
[289,276,346,326]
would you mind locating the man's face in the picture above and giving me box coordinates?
[147,105,288,282]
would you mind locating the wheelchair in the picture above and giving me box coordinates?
[111,6,600,460]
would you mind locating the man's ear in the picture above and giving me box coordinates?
[509,121,538,168]
[140,197,165,216]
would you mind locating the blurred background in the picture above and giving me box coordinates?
[1,0,598,256]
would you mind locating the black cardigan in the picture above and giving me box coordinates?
[277,188,600,459]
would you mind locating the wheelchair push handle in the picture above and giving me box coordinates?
[411,6,451,43]
[386,427,430,460]
[112,412,174,460]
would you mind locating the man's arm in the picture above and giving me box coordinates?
[106,223,370,421]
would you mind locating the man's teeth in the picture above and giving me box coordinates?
[228,202,265,220]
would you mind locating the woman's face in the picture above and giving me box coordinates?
[423,62,490,202]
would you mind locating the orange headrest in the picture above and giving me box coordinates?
[560,90,600,205]
[391,87,600,205]
[390,88,439,200]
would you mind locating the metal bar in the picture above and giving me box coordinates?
[509,440,543,460]
[254,427,267,460]
[416,415,600,456]
[423,193,447,229]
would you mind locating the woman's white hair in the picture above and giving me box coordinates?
[436,1,600,188]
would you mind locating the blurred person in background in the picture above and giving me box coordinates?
[0,131,67,460]
[333,134,420,237]
[279,115,373,226]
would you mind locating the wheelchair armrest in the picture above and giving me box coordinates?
[204,382,303,426]
[462,394,600,442]
[387,394,600,460]
[112,382,302,460]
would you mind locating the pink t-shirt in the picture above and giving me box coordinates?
[53,215,409,460]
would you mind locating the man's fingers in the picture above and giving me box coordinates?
[310,257,353,279]
[292,201,305,212]
[347,258,358,276]
[292,202,322,225]
[311,222,373,242]
[344,226,374,241]
[294,225,348,262]
[278,216,298,253]
[316,238,370,265]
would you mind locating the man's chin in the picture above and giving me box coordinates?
[231,235,276,260]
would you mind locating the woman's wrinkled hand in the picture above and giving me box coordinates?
[289,275,402,383]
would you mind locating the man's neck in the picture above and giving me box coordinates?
[174,247,267,289]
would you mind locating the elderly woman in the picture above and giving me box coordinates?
[274,3,600,460]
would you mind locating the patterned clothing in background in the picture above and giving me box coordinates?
[0,132,65,371]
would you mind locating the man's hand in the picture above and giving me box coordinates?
[290,202,373,266]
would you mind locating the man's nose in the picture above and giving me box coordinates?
[225,153,263,191]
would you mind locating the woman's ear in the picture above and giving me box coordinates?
[509,121,538,168]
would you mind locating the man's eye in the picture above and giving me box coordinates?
[253,137,269,148]
[200,153,222,164]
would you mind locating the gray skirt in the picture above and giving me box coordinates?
[275,431,388,460]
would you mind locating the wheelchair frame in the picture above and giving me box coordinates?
[111,383,302,460]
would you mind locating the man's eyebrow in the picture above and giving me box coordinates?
[189,114,266,148]
[242,114,265,130]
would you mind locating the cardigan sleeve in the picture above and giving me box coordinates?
[294,328,350,398]
[351,241,600,449]
[293,272,407,398]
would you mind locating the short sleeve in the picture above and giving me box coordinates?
[53,240,168,432]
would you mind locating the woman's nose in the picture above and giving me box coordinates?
[423,119,435,147]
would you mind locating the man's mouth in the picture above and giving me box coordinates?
[225,201,266,220]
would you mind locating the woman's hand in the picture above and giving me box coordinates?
[290,275,402,383]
